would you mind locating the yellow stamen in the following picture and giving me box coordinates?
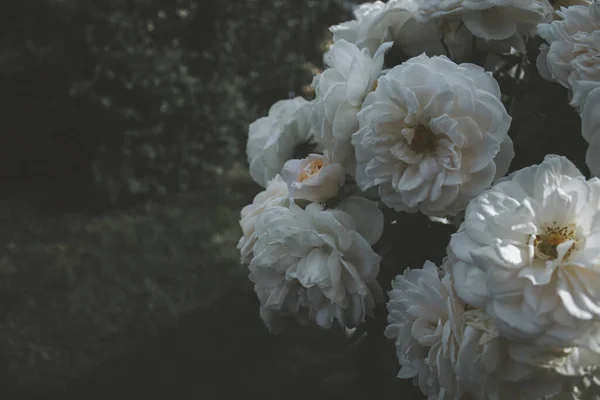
[298,159,324,182]
[533,224,577,260]
[408,124,439,154]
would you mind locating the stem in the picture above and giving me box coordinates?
[440,35,451,60]
[455,21,464,35]
[471,36,488,66]
[508,53,527,117]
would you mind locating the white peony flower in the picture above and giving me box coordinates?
[537,1,600,108]
[249,196,384,333]
[416,0,553,46]
[237,175,289,264]
[385,260,464,399]
[310,39,391,174]
[448,154,600,350]
[329,0,472,62]
[281,153,345,203]
[247,97,314,187]
[582,86,600,176]
[352,54,514,217]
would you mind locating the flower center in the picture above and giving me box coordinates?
[408,124,439,154]
[533,224,578,260]
[298,159,324,182]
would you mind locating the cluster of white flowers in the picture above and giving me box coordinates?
[415,0,553,48]
[387,156,600,399]
[330,0,553,63]
[537,1,600,176]
[329,0,473,62]
[385,257,578,400]
[236,0,600,398]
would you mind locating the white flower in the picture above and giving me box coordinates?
[537,2,600,108]
[508,339,600,380]
[247,97,314,187]
[329,0,472,61]
[416,0,553,46]
[582,86,600,176]
[386,257,596,398]
[330,0,410,55]
[281,153,345,203]
[455,309,581,400]
[310,39,391,174]
[552,1,593,11]
[249,196,384,333]
[502,336,600,398]
[237,175,289,264]
[352,54,514,217]
[448,154,600,350]
[385,260,464,399]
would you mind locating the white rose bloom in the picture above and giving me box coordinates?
[508,338,600,379]
[455,309,584,400]
[352,54,514,217]
[385,260,464,399]
[508,340,600,399]
[237,175,289,264]
[416,0,553,46]
[310,39,391,174]
[582,86,600,176]
[249,196,384,333]
[281,153,345,203]
[448,154,600,350]
[247,97,313,187]
[329,0,472,61]
[537,2,600,108]
[330,0,407,55]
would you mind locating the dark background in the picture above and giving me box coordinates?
[0,0,587,399]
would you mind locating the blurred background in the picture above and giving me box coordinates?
[0,0,389,398]
[0,0,587,398]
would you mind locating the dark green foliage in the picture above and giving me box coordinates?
[0,0,346,207]
[0,1,354,394]
[0,0,99,185]
[0,180,255,395]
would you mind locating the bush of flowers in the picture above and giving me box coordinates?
[238,0,600,398]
